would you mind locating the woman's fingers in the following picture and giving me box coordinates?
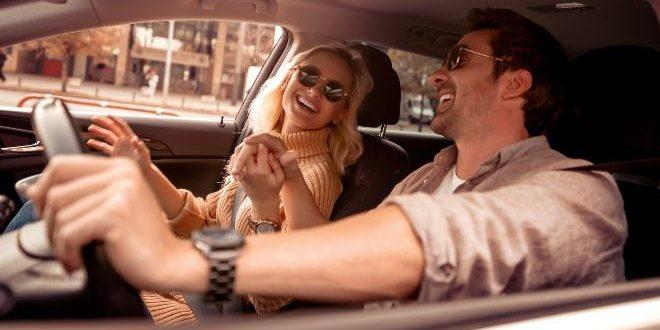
[243,134,287,156]
[86,139,113,155]
[90,116,125,139]
[109,115,136,136]
[279,150,300,178]
[87,124,118,145]
[231,143,257,176]
[268,152,285,183]
[256,144,269,171]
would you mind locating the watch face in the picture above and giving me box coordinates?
[255,222,276,234]
[194,228,245,249]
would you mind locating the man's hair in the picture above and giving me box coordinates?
[467,8,568,136]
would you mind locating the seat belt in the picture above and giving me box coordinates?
[564,157,660,188]
[222,185,249,315]
[183,184,248,320]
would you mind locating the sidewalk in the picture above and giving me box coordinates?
[0,73,240,117]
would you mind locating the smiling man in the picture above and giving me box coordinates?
[32,8,626,308]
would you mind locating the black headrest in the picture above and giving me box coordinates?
[350,44,401,127]
[548,45,660,164]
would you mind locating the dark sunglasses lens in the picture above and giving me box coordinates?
[323,82,345,102]
[298,65,320,87]
[446,46,461,70]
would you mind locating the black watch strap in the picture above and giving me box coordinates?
[205,257,237,303]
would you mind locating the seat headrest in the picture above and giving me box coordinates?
[548,45,660,164]
[350,44,401,127]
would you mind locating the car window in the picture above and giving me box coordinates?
[386,48,443,134]
[0,21,282,119]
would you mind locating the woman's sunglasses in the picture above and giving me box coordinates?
[295,65,349,103]
[443,44,507,71]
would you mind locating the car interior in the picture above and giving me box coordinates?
[0,0,658,327]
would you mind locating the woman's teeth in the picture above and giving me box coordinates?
[297,96,317,112]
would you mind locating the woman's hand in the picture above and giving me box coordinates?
[86,115,152,173]
[234,143,286,220]
[231,134,300,180]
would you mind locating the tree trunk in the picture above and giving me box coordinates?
[60,55,69,92]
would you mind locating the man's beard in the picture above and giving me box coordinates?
[430,90,493,141]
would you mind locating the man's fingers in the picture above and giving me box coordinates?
[244,134,287,155]
[52,207,111,272]
[28,156,132,214]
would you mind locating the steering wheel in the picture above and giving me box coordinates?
[1,98,146,319]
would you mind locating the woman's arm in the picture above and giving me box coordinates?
[87,116,184,219]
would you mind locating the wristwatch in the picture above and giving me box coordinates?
[191,227,244,303]
[248,219,280,234]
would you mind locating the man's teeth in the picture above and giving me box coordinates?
[439,94,454,103]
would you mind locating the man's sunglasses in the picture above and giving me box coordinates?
[295,65,349,103]
[443,44,507,71]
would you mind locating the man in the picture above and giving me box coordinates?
[30,8,625,305]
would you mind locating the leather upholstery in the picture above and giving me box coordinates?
[330,45,409,220]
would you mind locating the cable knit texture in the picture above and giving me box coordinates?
[142,127,343,323]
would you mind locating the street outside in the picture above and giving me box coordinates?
[0,72,434,133]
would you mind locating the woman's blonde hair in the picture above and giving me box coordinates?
[248,44,374,174]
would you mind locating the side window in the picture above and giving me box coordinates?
[0,21,282,118]
[386,49,443,133]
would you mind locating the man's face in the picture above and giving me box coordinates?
[428,29,501,140]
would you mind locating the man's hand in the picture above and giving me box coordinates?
[86,116,152,173]
[27,155,208,293]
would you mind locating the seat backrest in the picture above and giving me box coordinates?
[330,45,409,220]
[548,45,660,280]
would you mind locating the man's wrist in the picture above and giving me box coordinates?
[164,239,210,293]
[251,197,281,221]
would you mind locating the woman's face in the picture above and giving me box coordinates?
[281,51,355,133]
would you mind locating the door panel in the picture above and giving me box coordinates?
[0,105,237,203]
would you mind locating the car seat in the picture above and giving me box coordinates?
[548,45,660,280]
[330,44,409,220]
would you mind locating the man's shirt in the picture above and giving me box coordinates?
[381,136,626,302]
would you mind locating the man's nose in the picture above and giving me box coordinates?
[428,66,449,88]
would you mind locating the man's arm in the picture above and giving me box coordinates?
[31,155,425,302]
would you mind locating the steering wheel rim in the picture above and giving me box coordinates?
[30,97,146,318]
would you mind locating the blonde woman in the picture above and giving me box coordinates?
[86,44,373,324]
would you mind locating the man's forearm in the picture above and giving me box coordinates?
[234,205,424,302]
[280,170,328,230]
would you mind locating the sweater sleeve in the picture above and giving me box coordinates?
[247,160,342,314]
[140,291,198,326]
[168,179,239,238]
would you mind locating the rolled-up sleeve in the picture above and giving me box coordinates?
[382,170,627,301]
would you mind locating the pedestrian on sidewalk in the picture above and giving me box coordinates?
[141,67,159,98]
[0,51,7,83]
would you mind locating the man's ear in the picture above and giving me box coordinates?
[501,69,533,100]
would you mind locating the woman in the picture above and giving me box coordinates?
[85,44,373,324]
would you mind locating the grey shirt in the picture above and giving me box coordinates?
[380,136,626,303]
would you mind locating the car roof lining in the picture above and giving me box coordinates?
[0,0,657,60]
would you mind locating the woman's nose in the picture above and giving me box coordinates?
[306,84,322,99]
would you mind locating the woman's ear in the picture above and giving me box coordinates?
[501,69,533,100]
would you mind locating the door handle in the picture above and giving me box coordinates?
[1,140,44,154]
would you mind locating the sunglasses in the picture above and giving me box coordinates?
[443,44,507,71]
[295,65,349,103]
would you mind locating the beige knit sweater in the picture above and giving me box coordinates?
[142,127,343,325]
